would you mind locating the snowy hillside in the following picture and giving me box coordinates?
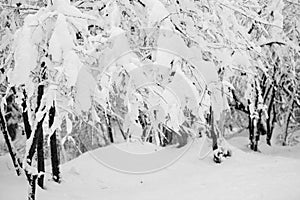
[1,136,300,200]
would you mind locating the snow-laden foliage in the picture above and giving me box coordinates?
[0,0,298,153]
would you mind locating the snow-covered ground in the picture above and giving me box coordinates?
[1,135,300,200]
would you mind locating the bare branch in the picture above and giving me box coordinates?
[0,3,39,11]
[218,2,282,29]
[285,0,300,7]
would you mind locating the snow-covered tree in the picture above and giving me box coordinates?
[0,0,299,199]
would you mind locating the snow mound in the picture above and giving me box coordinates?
[1,137,300,200]
[113,141,162,154]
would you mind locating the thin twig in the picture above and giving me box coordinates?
[285,0,300,6]
[218,2,282,29]
[0,3,39,10]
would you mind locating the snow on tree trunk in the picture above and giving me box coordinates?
[23,120,39,200]
[36,66,46,189]
[23,73,46,198]
[28,174,37,200]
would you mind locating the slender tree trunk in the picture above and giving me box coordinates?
[28,174,38,200]
[247,102,255,150]
[49,105,60,183]
[266,87,276,145]
[249,117,255,150]
[270,104,276,140]
[231,90,258,150]
[35,84,45,188]
[22,63,48,200]
[283,109,292,146]
[253,118,259,151]
[23,83,45,199]
[24,126,39,200]
[210,107,218,151]
[116,117,127,140]
[21,91,32,139]
[37,115,45,188]
[0,103,22,176]
[24,116,45,199]
[106,114,114,143]
[283,92,295,145]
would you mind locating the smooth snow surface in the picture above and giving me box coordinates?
[1,137,300,200]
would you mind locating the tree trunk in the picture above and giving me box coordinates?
[116,117,127,140]
[282,91,295,145]
[270,104,276,141]
[37,115,45,188]
[266,87,276,145]
[283,110,292,146]
[21,91,32,139]
[24,125,39,200]
[24,82,45,199]
[21,92,38,199]
[28,175,38,200]
[106,114,114,143]
[210,107,218,151]
[49,105,60,183]
[249,117,255,150]
[247,102,255,150]
[0,104,22,176]
[35,83,45,188]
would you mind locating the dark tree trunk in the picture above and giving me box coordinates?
[231,90,258,150]
[24,125,39,200]
[37,115,45,188]
[24,80,46,199]
[0,105,22,176]
[252,85,260,152]
[283,108,293,146]
[248,115,255,150]
[21,90,32,139]
[269,104,277,142]
[161,125,173,146]
[106,114,114,143]
[266,87,276,145]
[35,82,45,188]
[24,115,45,199]
[28,175,38,200]
[210,107,218,151]
[116,117,127,140]
[253,112,264,152]
[265,63,280,145]
[5,94,19,141]
[49,105,60,183]
[247,99,255,150]
[231,90,248,113]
